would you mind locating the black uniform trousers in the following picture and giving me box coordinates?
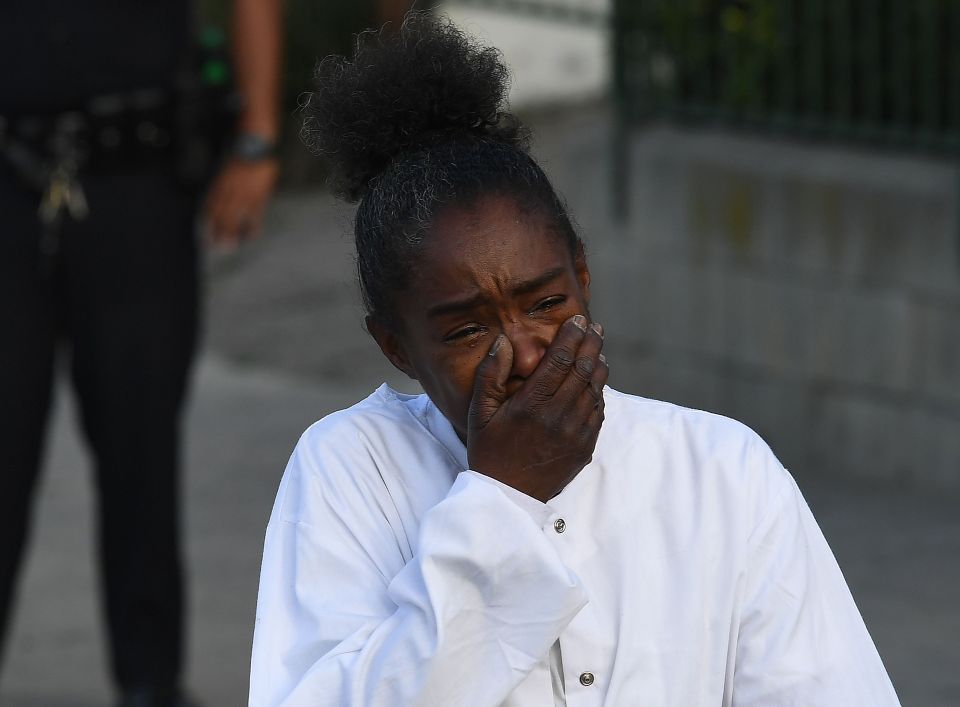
[0,158,198,691]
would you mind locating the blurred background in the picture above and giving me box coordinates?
[2,0,958,705]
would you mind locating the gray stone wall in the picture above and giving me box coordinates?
[541,113,960,488]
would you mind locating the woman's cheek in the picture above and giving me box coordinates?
[430,351,481,404]
[541,314,572,347]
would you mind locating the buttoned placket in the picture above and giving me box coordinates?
[544,509,606,705]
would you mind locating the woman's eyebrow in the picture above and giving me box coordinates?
[510,266,566,297]
[427,292,487,318]
[426,266,567,319]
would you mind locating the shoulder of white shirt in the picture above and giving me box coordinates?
[281,383,792,540]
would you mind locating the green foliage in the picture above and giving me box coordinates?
[644,0,781,114]
[717,0,779,111]
[621,0,960,147]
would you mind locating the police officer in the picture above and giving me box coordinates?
[0,2,282,705]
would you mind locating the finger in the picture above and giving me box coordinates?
[468,334,514,431]
[229,206,253,243]
[552,321,604,408]
[587,351,609,402]
[586,394,605,436]
[240,188,272,241]
[595,352,609,392]
[574,350,609,422]
[218,192,250,247]
[525,314,588,402]
[223,191,248,241]
[583,372,607,441]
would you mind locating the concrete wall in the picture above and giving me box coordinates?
[573,123,960,489]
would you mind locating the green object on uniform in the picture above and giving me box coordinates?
[202,60,229,86]
[200,25,226,49]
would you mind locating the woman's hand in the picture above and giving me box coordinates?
[467,314,609,502]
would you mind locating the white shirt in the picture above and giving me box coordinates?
[249,385,901,707]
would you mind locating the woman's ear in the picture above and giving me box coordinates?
[574,241,591,304]
[366,315,419,380]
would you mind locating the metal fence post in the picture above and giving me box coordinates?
[611,0,629,223]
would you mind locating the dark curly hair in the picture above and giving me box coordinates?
[302,13,583,327]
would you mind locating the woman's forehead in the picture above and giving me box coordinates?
[408,203,574,313]
[424,195,569,271]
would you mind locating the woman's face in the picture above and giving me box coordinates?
[370,194,591,442]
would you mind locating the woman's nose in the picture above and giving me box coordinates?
[507,324,548,380]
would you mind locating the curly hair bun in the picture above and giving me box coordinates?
[302,13,529,202]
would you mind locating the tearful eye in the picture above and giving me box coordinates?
[444,325,485,343]
[531,296,566,314]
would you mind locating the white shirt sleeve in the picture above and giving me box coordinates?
[249,437,588,707]
[731,440,902,706]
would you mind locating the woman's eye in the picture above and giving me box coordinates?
[445,325,483,342]
[532,296,566,313]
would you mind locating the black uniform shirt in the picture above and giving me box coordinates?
[0,1,191,115]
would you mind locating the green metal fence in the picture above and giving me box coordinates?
[615,0,960,154]
[451,0,960,226]
[610,0,960,224]
[449,0,960,155]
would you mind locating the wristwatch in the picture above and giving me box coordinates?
[232,132,277,161]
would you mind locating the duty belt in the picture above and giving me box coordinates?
[0,89,176,223]
[0,88,177,262]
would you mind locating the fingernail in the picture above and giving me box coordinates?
[599,353,607,364]
[571,314,587,331]
[591,322,604,338]
[489,334,505,356]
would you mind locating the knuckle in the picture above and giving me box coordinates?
[547,348,576,372]
[573,356,595,379]
[514,402,536,421]
[558,411,577,432]
[527,380,555,405]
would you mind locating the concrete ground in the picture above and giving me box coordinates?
[2,108,959,705]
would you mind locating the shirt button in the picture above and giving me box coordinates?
[553,518,566,533]
[579,671,595,686]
